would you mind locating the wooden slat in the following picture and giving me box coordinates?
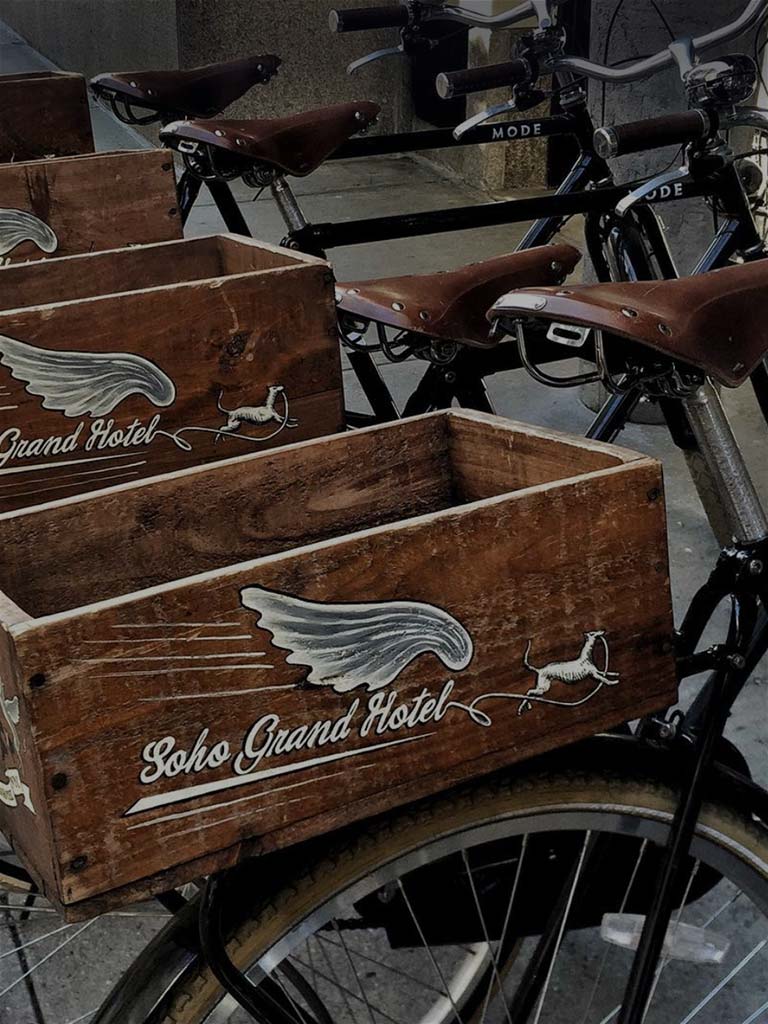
[0,415,450,615]
[0,149,180,263]
[0,73,94,163]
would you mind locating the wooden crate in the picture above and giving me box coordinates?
[0,410,677,916]
[0,233,342,510]
[0,72,94,163]
[0,149,179,264]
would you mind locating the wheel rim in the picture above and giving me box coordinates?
[192,799,768,1023]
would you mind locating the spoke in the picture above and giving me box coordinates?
[678,937,768,1024]
[581,839,649,1024]
[0,918,95,997]
[317,933,443,994]
[597,858,706,1024]
[460,848,513,1024]
[273,964,315,1024]
[479,835,528,1024]
[0,921,73,958]
[313,929,359,1023]
[397,877,464,1024]
[291,954,406,1024]
[63,1011,98,1024]
[332,919,378,1024]
[741,992,768,1024]
[532,830,592,1024]
[641,860,701,1022]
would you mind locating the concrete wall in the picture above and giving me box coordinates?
[590,0,750,273]
[0,0,179,79]
[176,0,410,132]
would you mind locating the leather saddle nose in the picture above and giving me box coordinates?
[160,101,380,177]
[488,260,768,387]
[91,55,281,119]
[335,245,582,348]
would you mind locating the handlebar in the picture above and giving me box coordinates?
[436,58,533,99]
[594,110,714,159]
[552,0,768,83]
[329,4,410,32]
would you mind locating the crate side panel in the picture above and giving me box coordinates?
[0,74,94,163]
[0,623,57,893]
[0,236,227,312]
[0,149,179,264]
[0,264,342,515]
[449,412,634,500]
[17,458,676,905]
[0,415,451,617]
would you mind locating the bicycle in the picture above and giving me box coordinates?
[85,257,768,1024]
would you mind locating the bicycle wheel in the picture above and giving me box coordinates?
[152,759,768,1024]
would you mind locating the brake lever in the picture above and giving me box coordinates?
[347,43,407,74]
[616,164,691,217]
[454,98,518,139]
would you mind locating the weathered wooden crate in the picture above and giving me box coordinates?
[0,72,94,163]
[0,149,179,264]
[0,410,677,916]
[0,233,342,509]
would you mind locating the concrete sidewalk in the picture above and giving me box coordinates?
[0,18,765,1024]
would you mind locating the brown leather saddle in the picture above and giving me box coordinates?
[336,245,582,348]
[160,101,380,177]
[487,260,768,387]
[90,55,281,119]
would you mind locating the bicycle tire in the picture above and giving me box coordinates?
[154,762,768,1024]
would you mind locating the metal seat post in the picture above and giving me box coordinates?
[682,379,768,543]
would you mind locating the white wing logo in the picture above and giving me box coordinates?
[0,335,176,417]
[240,586,474,693]
[0,208,58,257]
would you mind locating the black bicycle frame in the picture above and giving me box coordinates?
[588,155,767,447]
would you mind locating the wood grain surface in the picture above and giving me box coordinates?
[0,72,94,163]
[0,412,677,912]
[0,149,179,263]
[0,235,343,511]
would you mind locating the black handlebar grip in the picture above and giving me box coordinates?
[435,58,533,100]
[329,5,409,32]
[594,110,713,159]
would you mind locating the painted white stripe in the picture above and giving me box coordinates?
[79,652,268,663]
[6,470,141,501]
[125,734,433,816]
[95,664,274,678]
[138,685,294,702]
[112,622,241,629]
[0,452,145,476]
[0,460,147,491]
[83,635,253,644]
[126,767,357,830]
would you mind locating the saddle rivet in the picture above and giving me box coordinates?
[550,261,562,273]
[392,302,405,311]
[349,288,360,294]
[215,130,224,137]
[657,322,672,336]
[355,111,365,121]
[534,297,547,310]
[556,289,572,297]
[621,307,638,318]
[419,310,430,320]
[129,81,137,88]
